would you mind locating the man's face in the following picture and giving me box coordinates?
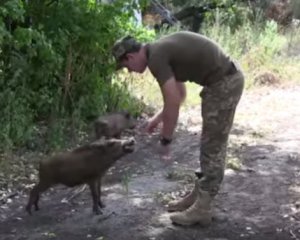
[119,52,147,73]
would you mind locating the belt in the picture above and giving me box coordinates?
[203,61,239,86]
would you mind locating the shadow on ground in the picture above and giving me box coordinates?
[1,119,300,240]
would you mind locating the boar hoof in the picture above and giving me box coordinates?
[98,201,105,208]
[25,205,32,215]
[93,206,102,215]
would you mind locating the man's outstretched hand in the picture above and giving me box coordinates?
[139,119,172,162]
[141,118,160,134]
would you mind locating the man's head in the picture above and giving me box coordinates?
[112,35,148,73]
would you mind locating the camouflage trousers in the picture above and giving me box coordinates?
[198,67,244,197]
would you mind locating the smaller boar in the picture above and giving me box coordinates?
[26,137,135,215]
[94,111,136,139]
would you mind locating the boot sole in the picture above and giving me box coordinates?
[167,203,194,212]
[167,207,189,212]
[171,218,212,227]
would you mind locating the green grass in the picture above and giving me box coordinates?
[183,82,202,108]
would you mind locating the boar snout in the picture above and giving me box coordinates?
[122,138,135,153]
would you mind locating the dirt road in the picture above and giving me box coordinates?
[1,86,300,240]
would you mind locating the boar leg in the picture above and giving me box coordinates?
[26,182,50,215]
[113,133,121,139]
[96,178,105,208]
[88,181,101,215]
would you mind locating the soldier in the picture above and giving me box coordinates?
[112,31,244,226]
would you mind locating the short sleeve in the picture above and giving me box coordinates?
[147,52,173,87]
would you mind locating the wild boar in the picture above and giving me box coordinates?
[26,137,135,215]
[94,111,136,139]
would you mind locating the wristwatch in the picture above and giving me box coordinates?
[160,136,172,146]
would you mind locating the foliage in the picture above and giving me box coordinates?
[0,0,154,150]
[151,0,281,33]
[203,18,286,59]
[129,1,300,107]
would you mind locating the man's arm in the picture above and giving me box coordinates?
[176,81,186,103]
[160,77,186,139]
[149,80,186,125]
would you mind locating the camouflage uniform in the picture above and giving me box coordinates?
[199,66,244,197]
[167,65,244,226]
[112,32,245,226]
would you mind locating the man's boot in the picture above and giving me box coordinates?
[169,183,212,226]
[167,180,198,212]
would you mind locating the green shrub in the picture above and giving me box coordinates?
[0,0,154,150]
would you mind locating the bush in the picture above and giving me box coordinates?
[0,0,154,150]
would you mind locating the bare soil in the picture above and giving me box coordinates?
[1,85,300,240]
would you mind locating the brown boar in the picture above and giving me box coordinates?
[94,111,137,139]
[26,137,135,215]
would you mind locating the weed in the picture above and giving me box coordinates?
[226,156,242,171]
[121,172,132,195]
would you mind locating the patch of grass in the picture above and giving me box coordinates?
[154,191,174,205]
[118,70,202,110]
[182,82,202,109]
[121,172,132,195]
[226,156,242,171]
[122,70,163,110]
[165,169,184,181]
[165,168,194,183]
[41,232,56,238]
[250,130,266,138]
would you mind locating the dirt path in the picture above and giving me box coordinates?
[1,86,300,240]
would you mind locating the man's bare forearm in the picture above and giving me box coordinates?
[159,78,186,139]
[161,102,180,139]
[151,108,163,124]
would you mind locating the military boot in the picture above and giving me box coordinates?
[167,180,198,212]
[169,184,212,226]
